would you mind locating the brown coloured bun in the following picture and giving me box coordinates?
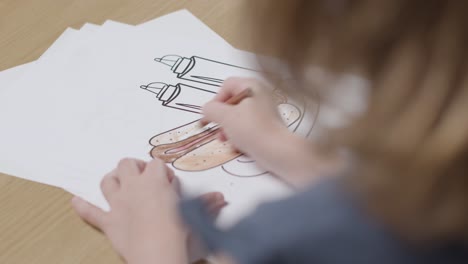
[173,139,241,171]
[149,120,202,147]
[149,103,301,171]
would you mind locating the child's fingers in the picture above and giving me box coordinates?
[100,173,119,203]
[187,192,227,262]
[213,77,251,102]
[170,174,183,196]
[116,158,142,184]
[207,199,228,217]
[201,78,257,125]
[202,101,233,125]
[217,129,228,142]
[199,118,209,126]
[166,166,175,182]
[200,192,227,216]
[200,192,224,204]
[142,158,170,184]
[134,159,147,173]
[72,196,107,231]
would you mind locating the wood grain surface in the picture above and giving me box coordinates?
[0,0,251,263]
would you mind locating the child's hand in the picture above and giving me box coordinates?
[203,77,343,187]
[71,158,226,264]
[202,77,287,156]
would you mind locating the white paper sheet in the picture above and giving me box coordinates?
[0,8,370,230]
[0,63,32,90]
[0,28,76,92]
[0,24,103,94]
[1,10,290,227]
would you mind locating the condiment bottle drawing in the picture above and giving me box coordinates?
[140,82,215,114]
[155,55,260,87]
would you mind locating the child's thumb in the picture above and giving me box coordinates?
[202,101,232,125]
[72,196,106,231]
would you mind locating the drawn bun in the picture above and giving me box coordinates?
[149,103,301,172]
[149,120,201,147]
[173,140,241,171]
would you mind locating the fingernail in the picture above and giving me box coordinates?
[214,199,228,209]
[211,201,228,215]
[213,192,224,201]
[205,192,222,200]
[71,196,85,207]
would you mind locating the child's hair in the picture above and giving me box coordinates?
[249,0,468,242]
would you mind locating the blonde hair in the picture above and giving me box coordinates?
[249,0,468,242]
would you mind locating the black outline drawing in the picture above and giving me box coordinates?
[142,54,320,177]
[155,54,262,87]
[222,165,269,178]
[147,103,303,172]
[140,82,215,114]
[148,119,242,172]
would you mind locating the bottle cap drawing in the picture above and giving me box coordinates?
[141,82,169,100]
[154,54,259,87]
[155,55,192,75]
[141,81,215,114]
[140,82,178,102]
[143,55,318,176]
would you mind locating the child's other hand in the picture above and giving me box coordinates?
[202,77,286,156]
[71,158,226,264]
[72,158,186,263]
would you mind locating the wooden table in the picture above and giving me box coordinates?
[0,1,252,262]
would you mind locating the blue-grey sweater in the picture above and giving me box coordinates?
[181,180,468,264]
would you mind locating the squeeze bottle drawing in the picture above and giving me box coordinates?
[140,82,215,114]
[155,55,260,86]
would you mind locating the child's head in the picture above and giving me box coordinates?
[250,0,468,242]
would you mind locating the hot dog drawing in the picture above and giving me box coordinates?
[142,54,318,175]
[149,103,302,171]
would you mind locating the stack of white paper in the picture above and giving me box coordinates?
[0,10,319,227]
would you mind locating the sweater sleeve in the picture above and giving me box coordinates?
[179,179,356,264]
[179,179,461,264]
